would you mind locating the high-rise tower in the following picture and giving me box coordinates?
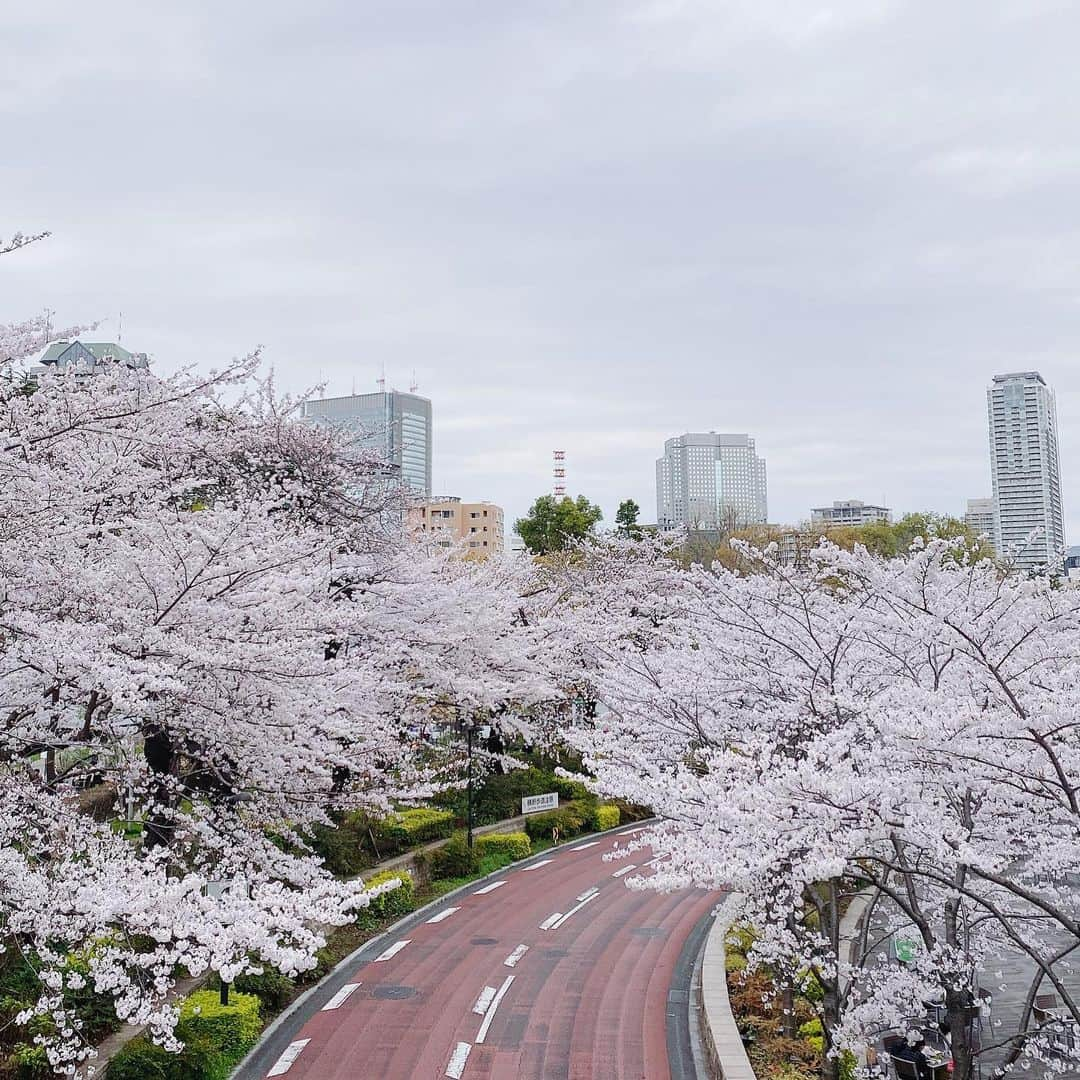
[987,371,1064,571]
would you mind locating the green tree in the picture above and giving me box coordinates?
[514,494,603,555]
[615,498,642,539]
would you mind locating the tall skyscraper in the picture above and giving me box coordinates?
[302,390,432,496]
[656,432,767,530]
[987,371,1064,571]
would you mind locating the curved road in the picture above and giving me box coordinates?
[238,826,716,1079]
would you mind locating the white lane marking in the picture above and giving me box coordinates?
[570,841,600,851]
[644,854,670,866]
[445,1041,472,1079]
[623,826,649,835]
[475,975,515,1044]
[473,985,497,1014]
[539,912,563,930]
[612,864,637,878]
[373,939,411,962]
[321,982,360,1011]
[474,880,506,895]
[426,906,460,924]
[267,1039,311,1076]
[521,859,553,872]
[576,886,600,902]
[504,944,529,968]
[548,890,600,930]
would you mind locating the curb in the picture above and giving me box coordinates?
[698,902,758,1080]
[229,818,654,1079]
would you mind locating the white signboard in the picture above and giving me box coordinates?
[521,792,558,815]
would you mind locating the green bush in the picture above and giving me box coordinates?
[109,989,264,1080]
[591,804,620,831]
[798,1018,823,1039]
[209,967,294,1012]
[375,808,454,849]
[432,767,592,827]
[362,869,415,920]
[106,1037,175,1080]
[429,834,481,879]
[839,1050,858,1080]
[11,1044,50,1079]
[306,815,371,877]
[474,832,530,861]
[523,801,590,842]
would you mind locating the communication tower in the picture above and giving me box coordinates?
[553,450,566,497]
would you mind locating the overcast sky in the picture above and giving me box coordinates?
[5,0,1080,535]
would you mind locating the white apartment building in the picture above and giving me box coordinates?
[656,432,767,530]
[987,371,1065,571]
[810,500,891,528]
[964,498,996,547]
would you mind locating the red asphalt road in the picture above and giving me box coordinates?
[264,832,715,1080]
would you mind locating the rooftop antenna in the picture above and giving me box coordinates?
[377,362,386,393]
[319,369,325,398]
[117,311,123,344]
[409,368,418,393]
[351,375,356,396]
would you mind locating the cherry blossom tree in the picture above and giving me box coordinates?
[552,535,1080,1080]
[0,229,553,1074]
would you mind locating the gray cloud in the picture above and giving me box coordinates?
[4,0,1080,534]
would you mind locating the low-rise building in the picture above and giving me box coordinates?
[810,500,891,528]
[32,340,149,378]
[409,498,504,555]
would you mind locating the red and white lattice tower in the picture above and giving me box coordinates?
[553,450,566,497]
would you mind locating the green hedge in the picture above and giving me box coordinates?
[362,869,414,920]
[373,808,454,851]
[523,801,590,841]
[428,834,480,880]
[432,767,592,827]
[107,990,261,1080]
[474,832,530,860]
[592,804,620,831]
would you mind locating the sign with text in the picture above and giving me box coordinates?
[521,792,558,815]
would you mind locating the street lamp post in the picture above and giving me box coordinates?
[466,722,474,849]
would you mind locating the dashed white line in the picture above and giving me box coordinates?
[321,983,360,1011]
[644,854,670,866]
[570,841,600,851]
[474,880,506,895]
[612,864,637,878]
[373,939,411,962]
[472,985,497,1014]
[548,890,600,930]
[539,912,563,930]
[475,975,515,1044]
[267,1039,311,1076]
[521,859,553,872]
[576,886,600,902]
[503,944,529,968]
[445,1041,472,1079]
[426,906,460,924]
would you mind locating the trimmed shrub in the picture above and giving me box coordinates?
[797,1018,822,1039]
[209,967,294,1012]
[474,832,530,861]
[307,815,371,877]
[180,990,261,1058]
[362,869,415,920]
[383,808,454,846]
[523,801,589,842]
[591,804,620,831]
[428,834,481,879]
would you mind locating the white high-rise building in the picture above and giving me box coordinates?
[987,372,1064,571]
[656,432,767,530]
